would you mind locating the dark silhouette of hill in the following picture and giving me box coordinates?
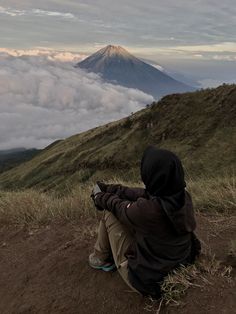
[0,148,40,174]
[76,45,194,99]
[0,84,235,192]
[0,148,27,155]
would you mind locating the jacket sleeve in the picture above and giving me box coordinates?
[95,192,141,228]
[106,184,147,201]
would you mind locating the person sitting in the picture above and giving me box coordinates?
[89,145,201,298]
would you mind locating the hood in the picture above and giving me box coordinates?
[141,146,186,197]
[141,146,196,234]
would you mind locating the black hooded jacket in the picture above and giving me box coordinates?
[95,146,200,297]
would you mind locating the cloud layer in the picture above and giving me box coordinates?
[1,1,236,56]
[0,50,153,149]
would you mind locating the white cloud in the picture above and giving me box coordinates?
[148,62,165,72]
[132,42,236,59]
[0,48,87,63]
[0,6,75,19]
[31,9,75,19]
[212,55,236,61]
[172,42,236,53]
[0,50,153,149]
[0,6,25,16]
[193,54,203,58]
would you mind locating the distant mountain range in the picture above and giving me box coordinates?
[0,148,40,174]
[76,45,195,99]
[0,148,27,155]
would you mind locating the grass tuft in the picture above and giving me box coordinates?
[160,255,232,308]
[144,255,233,313]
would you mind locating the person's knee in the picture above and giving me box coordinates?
[101,210,111,222]
[104,209,112,218]
[104,210,119,230]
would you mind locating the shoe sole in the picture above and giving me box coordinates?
[89,263,117,272]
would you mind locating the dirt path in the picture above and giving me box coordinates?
[0,214,235,314]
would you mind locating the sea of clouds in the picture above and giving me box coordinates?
[0,49,153,150]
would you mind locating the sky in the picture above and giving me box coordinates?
[0,0,236,149]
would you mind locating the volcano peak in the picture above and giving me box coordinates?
[96,45,133,58]
[76,45,194,98]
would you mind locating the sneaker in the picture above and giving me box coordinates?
[89,252,116,272]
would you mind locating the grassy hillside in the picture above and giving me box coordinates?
[0,85,235,314]
[0,84,235,192]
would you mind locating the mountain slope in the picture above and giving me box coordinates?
[76,45,194,99]
[0,148,40,174]
[0,84,235,192]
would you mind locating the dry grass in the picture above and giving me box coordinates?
[0,178,142,224]
[161,256,232,306]
[0,174,235,224]
[188,174,236,213]
[0,186,95,225]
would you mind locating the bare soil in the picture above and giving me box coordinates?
[0,214,235,314]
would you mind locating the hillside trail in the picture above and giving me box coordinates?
[0,213,235,314]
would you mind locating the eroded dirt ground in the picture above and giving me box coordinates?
[0,214,235,314]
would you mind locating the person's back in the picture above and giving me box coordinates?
[122,190,197,296]
[89,146,201,298]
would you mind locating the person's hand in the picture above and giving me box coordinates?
[91,183,104,211]
[96,181,108,192]
[92,183,102,197]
